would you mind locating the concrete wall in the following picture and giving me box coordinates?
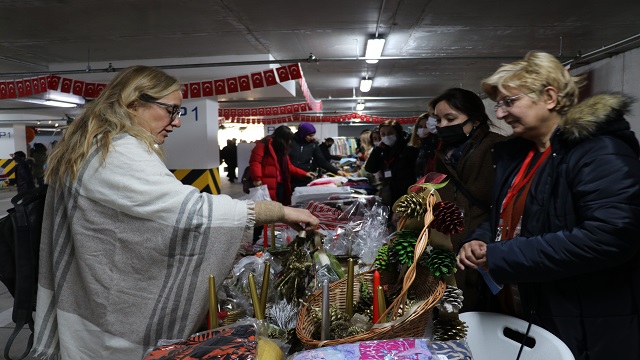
[572,47,640,139]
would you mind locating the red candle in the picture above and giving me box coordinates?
[263,225,268,248]
[372,269,380,323]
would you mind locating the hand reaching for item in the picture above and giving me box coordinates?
[282,207,319,232]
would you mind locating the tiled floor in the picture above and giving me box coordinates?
[0,171,245,359]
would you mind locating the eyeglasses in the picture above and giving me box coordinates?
[494,93,532,111]
[140,99,181,121]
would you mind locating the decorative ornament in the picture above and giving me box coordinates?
[432,317,468,341]
[266,299,298,330]
[421,247,456,278]
[374,244,391,271]
[395,192,427,219]
[437,285,464,313]
[431,201,464,235]
[275,233,314,302]
[389,230,420,266]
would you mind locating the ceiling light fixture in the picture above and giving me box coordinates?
[360,78,373,93]
[355,102,365,111]
[365,38,385,64]
[16,90,85,108]
[18,98,79,108]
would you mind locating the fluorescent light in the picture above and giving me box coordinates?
[365,38,385,64]
[16,90,85,108]
[18,98,79,108]
[360,78,373,92]
[355,102,365,111]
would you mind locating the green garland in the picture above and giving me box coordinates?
[374,244,391,270]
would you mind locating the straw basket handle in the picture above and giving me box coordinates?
[378,188,439,323]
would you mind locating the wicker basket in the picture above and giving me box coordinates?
[296,266,445,348]
[296,188,446,349]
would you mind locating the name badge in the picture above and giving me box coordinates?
[384,170,392,178]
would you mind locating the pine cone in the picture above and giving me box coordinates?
[374,244,391,271]
[395,192,427,219]
[331,320,352,339]
[389,230,420,266]
[431,201,464,235]
[433,317,468,341]
[422,247,456,278]
[437,285,464,313]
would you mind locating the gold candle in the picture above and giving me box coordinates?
[270,224,276,249]
[248,273,264,320]
[208,274,218,329]
[345,258,355,317]
[260,262,271,317]
[376,286,387,323]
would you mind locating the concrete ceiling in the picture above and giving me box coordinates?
[1,0,639,125]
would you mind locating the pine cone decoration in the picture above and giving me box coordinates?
[437,285,464,313]
[422,247,456,278]
[431,201,464,235]
[374,244,391,271]
[395,192,427,219]
[389,230,420,265]
[433,317,468,341]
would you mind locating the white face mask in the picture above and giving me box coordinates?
[426,117,438,134]
[381,134,397,147]
[417,128,430,138]
[373,141,381,147]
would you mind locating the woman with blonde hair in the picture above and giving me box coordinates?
[357,129,373,161]
[458,51,640,360]
[34,65,318,360]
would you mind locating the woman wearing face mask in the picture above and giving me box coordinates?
[409,110,439,178]
[432,87,506,311]
[365,120,419,207]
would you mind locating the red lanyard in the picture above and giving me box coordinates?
[501,146,551,214]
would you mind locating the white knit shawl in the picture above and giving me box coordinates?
[32,134,254,359]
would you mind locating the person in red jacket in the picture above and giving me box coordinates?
[249,125,314,205]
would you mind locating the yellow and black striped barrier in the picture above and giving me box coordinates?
[171,168,221,194]
[0,158,16,179]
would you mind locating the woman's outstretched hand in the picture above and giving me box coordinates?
[282,206,319,232]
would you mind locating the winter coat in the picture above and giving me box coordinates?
[414,134,439,177]
[364,137,419,207]
[319,143,341,161]
[31,148,47,179]
[15,157,35,193]
[466,93,640,360]
[434,126,506,311]
[289,138,340,174]
[249,138,308,205]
